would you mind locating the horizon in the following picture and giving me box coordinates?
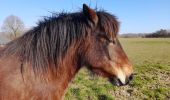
[0,0,170,34]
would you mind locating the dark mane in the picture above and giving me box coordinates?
[1,10,119,73]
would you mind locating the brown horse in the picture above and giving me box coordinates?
[0,4,133,100]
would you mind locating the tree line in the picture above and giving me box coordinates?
[120,29,170,38]
[145,29,170,38]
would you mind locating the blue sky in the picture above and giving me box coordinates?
[0,0,169,33]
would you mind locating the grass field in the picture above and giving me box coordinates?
[64,38,170,100]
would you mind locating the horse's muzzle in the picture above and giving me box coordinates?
[109,74,134,86]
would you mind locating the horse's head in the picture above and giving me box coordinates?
[82,4,133,86]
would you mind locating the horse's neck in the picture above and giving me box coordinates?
[40,63,79,100]
[50,52,81,99]
[27,58,80,99]
[56,63,79,95]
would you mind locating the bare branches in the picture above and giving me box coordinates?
[1,15,25,40]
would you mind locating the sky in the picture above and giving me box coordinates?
[0,0,170,34]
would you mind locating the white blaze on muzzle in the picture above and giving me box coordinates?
[109,61,126,85]
[117,68,126,84]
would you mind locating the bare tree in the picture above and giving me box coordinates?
[1,15,25,40]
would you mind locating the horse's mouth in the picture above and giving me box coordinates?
[109,77,130,86]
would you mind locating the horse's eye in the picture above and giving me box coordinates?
[99,37,110,45]
[112,40,116,44]
[99,37,106,42]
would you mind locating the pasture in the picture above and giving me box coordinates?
[65,38,170,100]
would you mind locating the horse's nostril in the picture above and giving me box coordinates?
[117,78,124,86]
[129,74,134,81]
[109,77,124,86]
[109,75,134,86]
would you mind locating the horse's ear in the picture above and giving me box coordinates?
[83,4,98,25]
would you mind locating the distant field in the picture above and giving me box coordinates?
[65,38,170,100]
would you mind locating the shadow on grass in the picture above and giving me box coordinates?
[98,95,107,100]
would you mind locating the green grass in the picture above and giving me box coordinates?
[65,38,170,100]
